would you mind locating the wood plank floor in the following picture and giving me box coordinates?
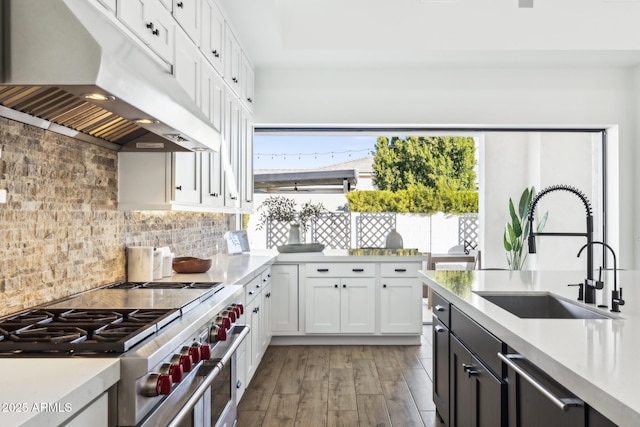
[237,325,444,427]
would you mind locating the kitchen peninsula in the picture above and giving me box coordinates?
[422,269,638,427]
[268,249,428,345]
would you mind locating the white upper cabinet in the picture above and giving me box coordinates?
[240,52,254,112]
[117,0,175,63]
[173,151,201,204]
[200,62,225,133]
[172,0,200,45]
[224,26,242,97]
[240,109,254,210]
[201,150,225,209]
[201,0,225,74]
[174,28,201,105]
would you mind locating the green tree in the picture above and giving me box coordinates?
[372,136,476,192]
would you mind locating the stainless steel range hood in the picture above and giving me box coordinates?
[0,0,221,152]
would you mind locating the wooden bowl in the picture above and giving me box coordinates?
[172,257,212,274]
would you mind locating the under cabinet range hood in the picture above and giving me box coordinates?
[0,0,221,152]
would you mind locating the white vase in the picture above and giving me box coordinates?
[288,223,301,244]
[385,228,404,249]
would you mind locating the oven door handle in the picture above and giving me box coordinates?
[167,324,250,427]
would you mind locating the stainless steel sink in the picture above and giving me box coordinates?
[475,292,613,319]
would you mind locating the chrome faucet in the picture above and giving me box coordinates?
[577,241,625,312]
[527,185,600,303]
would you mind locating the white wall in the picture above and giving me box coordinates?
[254,66,636,267]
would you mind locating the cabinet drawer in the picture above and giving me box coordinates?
[380,262,419,277]
[451,305,503,377]
[245,275,262,305]
[431,291,451,328]
[260,268,272,285]
[305,263,375,277]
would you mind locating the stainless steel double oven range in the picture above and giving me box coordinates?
[0,281,249,427]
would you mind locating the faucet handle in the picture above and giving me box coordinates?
[568,283,584,301]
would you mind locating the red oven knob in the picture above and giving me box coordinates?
[222,317,231,330]
[200,343,212,360]
[217,326,227,341]
[232,303,244,315]
[179,353,193,373]
[141,373,173,397]
[189,345,202,364]
[161,361,183,384]
[223,309,236,323]
[157,374,172,395]
[231,305,241,319]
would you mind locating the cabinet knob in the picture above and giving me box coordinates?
[210,193,218,197]
[434,305,446,312]
[266,293,271,298]
[334,284,338,288]
[176,185,183,191]
[232,77,239,83]
[212,50,219,57]
[146,22,154,30]
[253,307,259,313]
[247,98,253,103]
[177,1,184,8]
[434,325,446,333]
[152,29,159,36]
[248,291,254,295]
[383,284,387,288]
[342,284,347,288]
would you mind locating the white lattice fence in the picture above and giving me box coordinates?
[356,213,396,248]
[311,213,351,249]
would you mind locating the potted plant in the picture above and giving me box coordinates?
[256,196,326,244]
[503,186,548,270]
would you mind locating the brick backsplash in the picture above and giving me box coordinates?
[0,117,232,316]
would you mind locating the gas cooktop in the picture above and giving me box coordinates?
[0,308,179,355]
[105,281,224,291]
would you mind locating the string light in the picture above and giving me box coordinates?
[255,148,370,160]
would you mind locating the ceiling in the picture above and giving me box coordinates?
[219,0,640,69]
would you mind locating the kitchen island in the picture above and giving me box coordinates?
[421,269,639,427]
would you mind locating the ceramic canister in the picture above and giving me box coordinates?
[128,246,154,282]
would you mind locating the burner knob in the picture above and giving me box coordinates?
[178,349,193,373]
[161,362,183,383]
[230,305,241,319]
[215,316,231,330]
[142,373,173,397]
[223,309,236,323]
[189,345,201,364]
[200,344,212,360]
[216,325,227,341]
[234,303,244,315]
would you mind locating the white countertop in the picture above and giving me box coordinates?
[159,252,277,285]
[421,269,639,427]
[0,358,119,427]
[268,248,428,263]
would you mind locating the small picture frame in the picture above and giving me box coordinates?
[225,231,249,254]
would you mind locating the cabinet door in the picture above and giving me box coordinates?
[306,278,341,333]
[172,0,200,45]
[340,278,375,334]
[201,150,224,208]
[173,152,200,204]
[223,92,241,206]
[271,264,299,333]
[240,52,254,112]
[246,297,261,382]
[504,353,585,427]
[240,109,254,210]
[201,0,225,74]
[174,28,201,106]
[118,0,174,63]
[380,277,422,334]
[200,63,224,132]
[224,26,242,96]
[433,318,450,426]
[450,336,474,427]
[261,282,272,351]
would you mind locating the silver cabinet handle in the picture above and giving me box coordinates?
[498,353,584,411]
[435,305,445,312]
[434,325,446,333]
